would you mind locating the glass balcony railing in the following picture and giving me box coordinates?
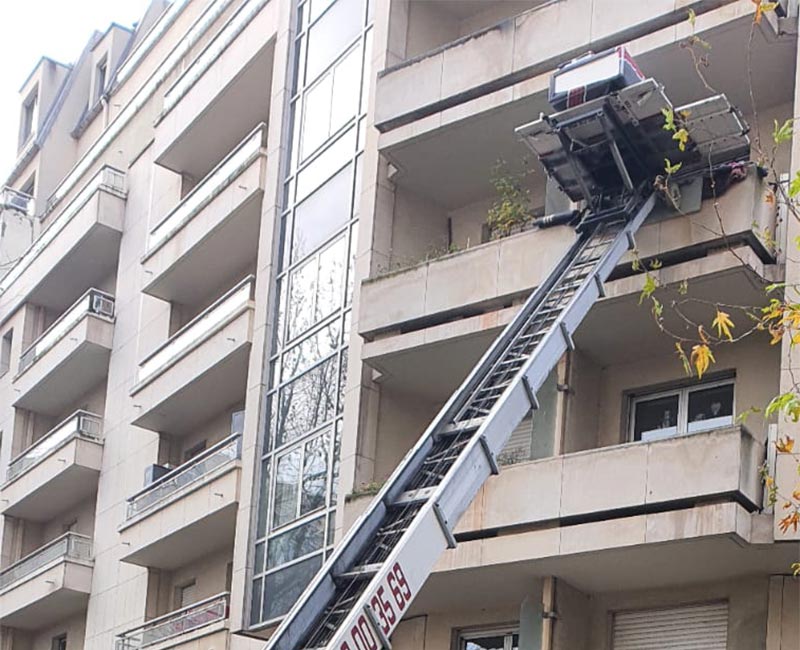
[1,186,34,216]
[137,276,254,385]
[126,434,241,520]
[5,411,103,483]
[0,532,92,592]
[115,592,229,650]
[147,125,266,254]
[17,289,115,375]
[0,166,124,296]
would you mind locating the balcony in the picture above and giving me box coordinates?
[0,166,125,317]
[0,533,93,629]
[360,171,777,384]
[13,290,115,416]
[142,125,267,304]
[1,411,103,521]
[119,435,241,569]
[116,593,229,650]
[130,277,254,434]
[154,0,276,181]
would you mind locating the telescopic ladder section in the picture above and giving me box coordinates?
[266,74,751,650]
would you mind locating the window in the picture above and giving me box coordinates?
[458,628,519,650]
[612,602,728,649]
[94,57,108,102]
[0,329,12,376]
[176,580,197,609]
[20,87,38,147]
[630,379,734,442]
[51,634,67,650]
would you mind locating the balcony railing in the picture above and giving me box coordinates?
[0,532,92,593]
[5,410,103,483]
[17,289,115,374]
[115,592,229,650]
[1,187,34,216]
[147,124,266,254]
[126,434,242,520]
[0,166,125,296]
[137,276,254,385]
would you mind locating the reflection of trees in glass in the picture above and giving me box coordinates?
[262,554,322,621]
[267,516,325,569]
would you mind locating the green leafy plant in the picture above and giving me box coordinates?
[487,159,533,238]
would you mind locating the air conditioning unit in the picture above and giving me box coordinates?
[1,187,34,217]
[144,463,171,485]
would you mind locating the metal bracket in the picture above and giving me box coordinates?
[433,502,457,549]
[364,605,393,649]
[521,375,540,410]
[626,231,636,251]
[559,322,575,351]
[478,435,500,475]
[593,274,606,298]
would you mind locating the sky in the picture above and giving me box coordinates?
[0,0,152,182]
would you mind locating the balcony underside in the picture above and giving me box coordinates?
[155,42,274,180]
[410,508,796,617]
[13,316,113,416]
[2,437,102,521]
[0,561,91,629]
[143,184,263,305]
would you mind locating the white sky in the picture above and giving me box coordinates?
[0,0,152,182]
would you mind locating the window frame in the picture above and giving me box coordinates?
[51,634,67,650]
[19,86,39,147]
[94,56,108,102]
[628,377,735,442]
[456,626,520,650]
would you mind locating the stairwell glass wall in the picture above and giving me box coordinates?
[249,0,373,628]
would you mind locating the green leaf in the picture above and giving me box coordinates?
[789,171,800,198]
[687,8,696,28]
[678,279,689,295]
[639,274,657,305]
[773,118,793,145]
[664,158,682,175]
[661,108,676,132]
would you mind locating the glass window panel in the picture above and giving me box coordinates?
[360,29,373,114]
[316,237,347,321]
[287,255,318,339]
[283,320,342,381]
[337,348,348,414]
[512,634,520,650]
[301,431,330,514]
[274,277,287,348]
[262,554,323,621]
[256,459,270,537]
[273,448,302,528]
[254,541,266,575]
[250,577,263,626]
[464,637,505,650]
[297,126,356,201]
[330,45,361,134]
[267,516,325,569]
[300,72,333,160]
[277,356,338,447]
[346,223,358,306]
[305,0,361,83]
[326,510,336,545]
[633,394,679,442]
[292,163,353,262]
[687,383,733,433]
[331,421,342,505]
[309,0,335,22]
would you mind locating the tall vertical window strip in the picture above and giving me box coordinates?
[250,0,373,627]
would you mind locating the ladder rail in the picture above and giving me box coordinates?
[310,192,656,650]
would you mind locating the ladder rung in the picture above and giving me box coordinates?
[440,417,485,435]
[334,563,382,582]
[393,486,437,506]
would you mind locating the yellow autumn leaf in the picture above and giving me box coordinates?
[672,128,690,152]
[690,343,715,379]
[712,310,735,341]
[776,435,796,454]
[792,488,800,501]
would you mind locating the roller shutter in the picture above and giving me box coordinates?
[612,602,728,650]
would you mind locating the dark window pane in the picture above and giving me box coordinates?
[687,383,733,433]
[277,356,338,447]
[273,448,302,528]
[267,516,325,569]
[250,577,263,626]
[292,164,352,262]
[256,459,270,537]
[254,541,266,575]
[633,394,679,441]
[262,554,323,621]
[301,432,330,514]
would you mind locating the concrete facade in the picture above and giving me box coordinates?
[0,1,797,650]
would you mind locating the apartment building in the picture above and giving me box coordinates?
[0,1,797,650]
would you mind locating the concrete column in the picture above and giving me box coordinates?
[766,576,800,650]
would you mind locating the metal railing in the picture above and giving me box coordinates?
[6,411,103,483]
[18,289,115,374]
[0,166,125,296]
[0,532,92,593]
[126,434,241,520]
[115,592,229,650]
[147,124,266,254]
[1,186,34,216]
[137,276,254,385]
